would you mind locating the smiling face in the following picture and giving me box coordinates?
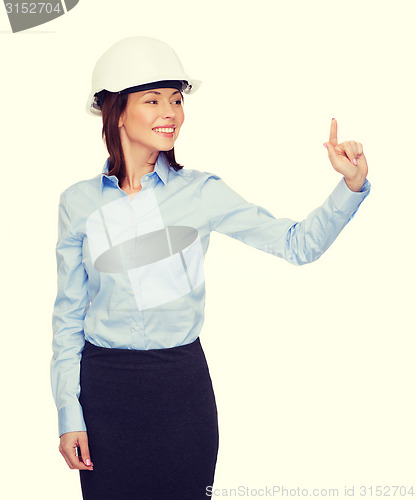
[118,87,185,157]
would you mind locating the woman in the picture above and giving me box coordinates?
[51,36,370,499]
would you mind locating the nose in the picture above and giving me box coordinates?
[160,100,176,119]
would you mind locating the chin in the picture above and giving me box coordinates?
[156,141,176,151]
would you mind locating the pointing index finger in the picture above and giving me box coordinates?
[329,118,338,146]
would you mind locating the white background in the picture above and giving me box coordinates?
[1,1,415,498]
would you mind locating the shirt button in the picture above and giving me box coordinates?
[134,325,140,331]
[130,290,136,295]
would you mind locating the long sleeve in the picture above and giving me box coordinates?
[199,174,371,265]
[51,191,89,437]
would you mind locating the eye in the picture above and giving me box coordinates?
[145,99,183,105]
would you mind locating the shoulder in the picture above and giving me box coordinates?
[60,174,102,204]
[171,167,222,186]
[172,167,244,209]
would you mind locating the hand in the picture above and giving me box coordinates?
[59,431,94,471]
[323,118,368,192]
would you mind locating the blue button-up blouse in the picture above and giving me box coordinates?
[51,151,371,437]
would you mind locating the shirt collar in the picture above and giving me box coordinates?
[100,152,170,191]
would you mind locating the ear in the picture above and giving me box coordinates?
[118,93,132,127]
[118,112,125,128]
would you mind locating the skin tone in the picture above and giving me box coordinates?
[323,118,368,192]
[58,105,368,471]
[118,87,185,194]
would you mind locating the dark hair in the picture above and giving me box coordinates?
[97,90,184,180]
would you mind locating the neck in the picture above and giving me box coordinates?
[120,145,160,193]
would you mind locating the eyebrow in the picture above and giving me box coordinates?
[142,90,181,97]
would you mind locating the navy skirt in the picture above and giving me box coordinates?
[78,337,219,500]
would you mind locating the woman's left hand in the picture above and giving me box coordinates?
[323,118,368,192]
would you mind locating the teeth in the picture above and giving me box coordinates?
[154,128,174,133]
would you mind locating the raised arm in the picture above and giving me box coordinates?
[199,121,370,265]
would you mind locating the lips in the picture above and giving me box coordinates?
[153,126,176,133]
[152,126,176,138]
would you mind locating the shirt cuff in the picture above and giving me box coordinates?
[330,177,371,214]
[58,405,87,438]
[358,178,371,193]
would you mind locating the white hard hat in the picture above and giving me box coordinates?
[86,36,201,116]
